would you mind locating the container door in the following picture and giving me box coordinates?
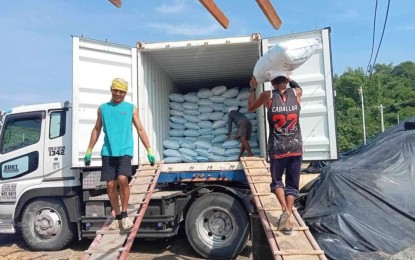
[72,37,139,167]
[261,28,338,160]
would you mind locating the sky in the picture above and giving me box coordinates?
[0,0,414,111]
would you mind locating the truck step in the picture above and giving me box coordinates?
[240,156,327,260]
[82,161,163,260]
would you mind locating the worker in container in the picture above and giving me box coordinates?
[247,71,303,235]
[83,78,156,230]
[226,106,254,160]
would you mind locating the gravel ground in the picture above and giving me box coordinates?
[0,229,253,260]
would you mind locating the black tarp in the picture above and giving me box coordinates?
[300,117,415,260]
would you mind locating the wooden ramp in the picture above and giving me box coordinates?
[241,157,326,260]
[81,162,163,260]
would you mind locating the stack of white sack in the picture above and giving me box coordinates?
[253,38,321,84]
[163,85,260,163]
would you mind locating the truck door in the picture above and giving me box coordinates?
[0,111,45,231]
[43,109,71,179]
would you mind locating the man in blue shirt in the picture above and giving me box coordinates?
[84,78,155,230]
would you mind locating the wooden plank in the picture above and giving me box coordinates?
[257,207,297,212]
[246,173,269,176]
[273,250,325,256]
[108,0,122,8]
[267,226,309,231]
[199,0,229,29]
[256,0,282,29]
[130,191,150,195]
[240,157,327,260]
[92,233,127,250]
[244,166,270,169]
[83,162,164,260]
[253,193,273,197]
[129,182,153,186]
[248,180,272,184]
[241,156,264,161]
[132,173,156,178]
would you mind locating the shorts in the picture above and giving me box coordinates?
[269,156,302,196]
[237,120,252,140]
[101,156,133,182]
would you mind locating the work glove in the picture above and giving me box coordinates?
[84,148,92,167]
[147,147,155,166]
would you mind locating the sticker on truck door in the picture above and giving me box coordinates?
[1,183,17,201]
[0,152,39,180]
[48,146,66,156]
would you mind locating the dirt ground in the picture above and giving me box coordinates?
[0,229,253,260]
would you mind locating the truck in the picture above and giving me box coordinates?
[0,27,337,259]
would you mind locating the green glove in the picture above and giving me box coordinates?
[84,148,92,167]
[147,147,155,166]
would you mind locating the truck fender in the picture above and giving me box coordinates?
[14,186,82,223]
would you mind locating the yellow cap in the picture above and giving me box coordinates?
[111,78,128,92]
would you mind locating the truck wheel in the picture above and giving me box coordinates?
[21,198,75,250]
[185,192,249,259]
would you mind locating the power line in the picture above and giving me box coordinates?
[365,0,378,76]
[366,0,390,77]
[369,0,391,76]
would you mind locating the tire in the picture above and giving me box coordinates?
[185,192,249,259]
[21,198,75,251]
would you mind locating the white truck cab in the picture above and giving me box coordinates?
[0,101,80,250]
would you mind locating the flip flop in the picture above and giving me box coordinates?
[277,212,289,231]
[283,226,293,235]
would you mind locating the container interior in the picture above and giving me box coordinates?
[137,40,265,168]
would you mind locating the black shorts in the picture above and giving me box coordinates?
[269,156,302,196]
[237,120,252,140]
[101,156,133,182]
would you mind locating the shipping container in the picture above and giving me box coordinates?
[72,27,337,170]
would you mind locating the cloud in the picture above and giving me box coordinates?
[146,22,221,37]
[156,0,187,14]
[338,9,360,19]
[396,24,415,31]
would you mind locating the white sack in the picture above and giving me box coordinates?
[253,38,321,84]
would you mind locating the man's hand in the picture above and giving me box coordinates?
[84,148,92,167]
[250,76,258,90]
[147,147,156,166]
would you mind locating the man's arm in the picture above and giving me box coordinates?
[84,107,102,166]
[289,79,302,98]
[227,112,233,138]
[132,107,151,149]
[133,107,155,165]
[87,107,103,150]
[247,76,271,112]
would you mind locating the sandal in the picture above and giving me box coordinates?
[121,217,133,229]
[283,226,293,235]
[277,212,289,231]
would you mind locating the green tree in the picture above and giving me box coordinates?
[334,61,415,153]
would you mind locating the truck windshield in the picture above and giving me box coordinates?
[1,115,42,154]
